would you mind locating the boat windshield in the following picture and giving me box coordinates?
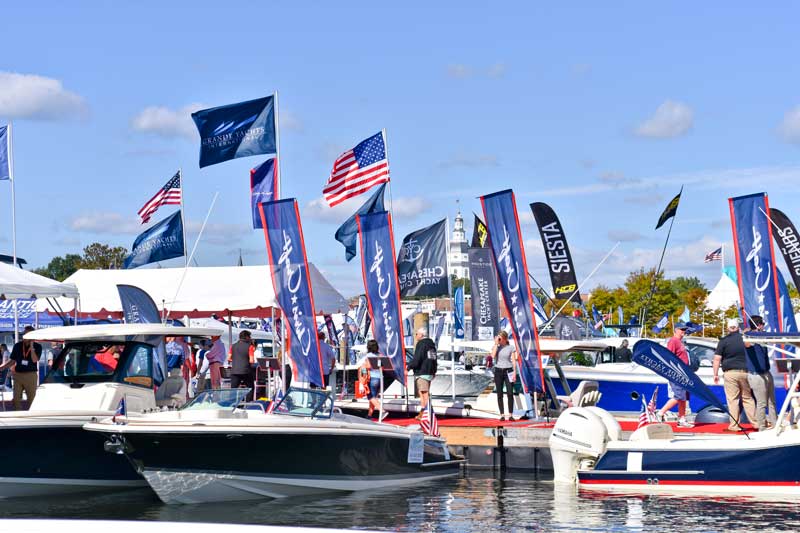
[45,342,153,385]
[271,388,333,419]
[181,388,251,411]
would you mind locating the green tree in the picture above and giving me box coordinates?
[451,276,471,294]
[80,243,128,269]
[620,268,681,336]
[33,253,83,281]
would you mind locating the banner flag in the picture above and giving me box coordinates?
[117,284,166,386]
[335,183,386,262]
[468,247,499,340]
[679,306,690,323]
[192,95,277,168]
[397,219,448,298]
[768,208,800,293]
[617,306,624,325]
[480,189,544,393]
[123,210,184,269]
[777,270,797,356]
[259,198,325,387]
[471,213,488,248]
[454,286,465,339]
[323,313,338,346]
[0,125,10,181]
[729,193,783,333]
[251,158,278,229]
[434,314,446,348]
[355,211,406,383]
[651,311,669,333]
[529,202,581,303]
[655,189,682,229]
[633,339,729,413]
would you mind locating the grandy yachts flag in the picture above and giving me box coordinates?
[729,193,782,333]
[192,95,277,168]
[480,189,545,394]
[356,211,406,383]
[468,247,499,340]
[259,198,325,387]
[397,218,448,298]
[123,210,184,269]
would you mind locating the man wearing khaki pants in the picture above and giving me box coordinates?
[713,318,758,432]
[0,326,42,410]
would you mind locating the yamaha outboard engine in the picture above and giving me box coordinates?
[549,407,620,484]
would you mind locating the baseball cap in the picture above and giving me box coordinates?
[675,321,688,330]
[727,318,740,329]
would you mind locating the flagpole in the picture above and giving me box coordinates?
[445,215,455,401]
[642,186,682,327]
[721,243,725,274]
[9,123,18,343]
[178,168,188,268]
[274,91,281,199]
[382,128,393,214]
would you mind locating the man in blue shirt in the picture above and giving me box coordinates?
[745,315,777,430]
[165,337,187,374]
[318,331,338,391]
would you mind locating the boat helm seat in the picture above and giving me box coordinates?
[629,423,674,441]
[557,380,601,408]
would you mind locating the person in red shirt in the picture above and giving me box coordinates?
[656,322,694,428]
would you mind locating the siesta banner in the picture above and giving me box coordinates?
[481,189,544,394]
[729,193,783,333]
[468,247,499,340]
[767,208,800,294]
[529,202,581,303]
[117,284,167,387]
[355,211,406,383]
[259,198,325,387]
[397,218,448,298]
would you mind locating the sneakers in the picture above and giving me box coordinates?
[677,418,694,428]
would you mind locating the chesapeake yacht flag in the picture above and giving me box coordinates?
[117,284,166,386]
[138,171,181,223]
[480,189,544,394]
[192,95,277,168]
[356,211,406,383]
[530,202,581,303]
[324,132,390,207]
[335,182,386,261]
[259,199,325,387]
[468,247,499,340]
[123,210,184,269]
[730,193,782,333]
[655,189,682,229]
[251,158,278,229]
[0,125,10,181]
[397,219,448,298]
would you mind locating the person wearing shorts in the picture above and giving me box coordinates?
[656,322,694,428]
[409,327,437,419]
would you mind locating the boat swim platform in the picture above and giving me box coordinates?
[381,417,756,473]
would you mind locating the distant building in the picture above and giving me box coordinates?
[448,210,469,279]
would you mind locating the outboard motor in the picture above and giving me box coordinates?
[549,407,616,484]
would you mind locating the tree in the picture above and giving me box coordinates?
[451,276,470,294]
[33,254,83,281]
[80,243,128,270]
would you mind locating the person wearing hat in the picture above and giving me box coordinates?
[744,315,777,430]
[0,326,42,410]
[205,334,226,389]
[714,318,758,432]
[656,322,694,428]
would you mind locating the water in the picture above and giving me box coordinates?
[0,472,798,532]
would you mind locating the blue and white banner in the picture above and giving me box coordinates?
[651,312,669,333]
[397,219,448,298]
[251,158,278,229]
[260,199,325,387]
[777,270,797,356]
[0,299,64,330]
[729,193,782,333]
[323,314,338,346]
[434,314,446,349]
[192,95,277,168]
[633,340,729,413]
[468,247,499,340]
[0,125,10,181]
[356,211,406,383]
[480,189,544,393]
[454,286,465,339]
[117,284,166,386]
[123,210,184,269]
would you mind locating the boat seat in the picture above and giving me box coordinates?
[629,423,674,441]
[557,380,601,408]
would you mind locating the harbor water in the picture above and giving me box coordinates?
[1,472,798,532]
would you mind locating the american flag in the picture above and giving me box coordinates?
[267,389,284,414]
[113,396,127,425]
[138,171,182,223]
[323,132,390,207]
[637,386,659,429]
[704,247,722,263]
[419,395,440,437]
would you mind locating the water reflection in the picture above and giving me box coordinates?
[0,473,798,532]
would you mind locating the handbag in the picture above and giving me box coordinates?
[509,370,517,383]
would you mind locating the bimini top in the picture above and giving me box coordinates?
[743,332,800,347]
[24,324,224,343]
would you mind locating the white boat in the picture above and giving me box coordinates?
[0,323,221,498]
[548,334,800,495]
[85,387,462,504]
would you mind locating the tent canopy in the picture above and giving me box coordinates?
[705,270,740,311]
[38,264,349,318]
[0,262,80,300]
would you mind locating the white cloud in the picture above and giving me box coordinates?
[607,229,645,242]
[392,197,432,218]
[304,193,430,224]
[439,153,499,169]
[778,106,800,144]
[280,110,304,132]
[446,63,508,80]
[446,64,473,79]
[130,103,205,139]
[0,71,87,120]
[635,100,694,139]
[69,212,141,234]
[487,63,508,78]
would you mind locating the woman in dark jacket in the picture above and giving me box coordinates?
[409,327,437,419]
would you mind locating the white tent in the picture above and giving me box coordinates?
[38,264,348,318]
[705,271,740,311]
[0,262,79,300]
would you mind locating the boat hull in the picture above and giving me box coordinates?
[112,430,459,504]
[0,424,145,498]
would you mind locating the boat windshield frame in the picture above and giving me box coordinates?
[43,340,154,388]
[271,387,334,419]
[180,388,252,411]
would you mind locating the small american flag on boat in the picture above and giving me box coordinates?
[419,395,440,437]
[637,386,659,429]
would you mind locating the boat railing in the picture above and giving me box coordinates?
[744,336,800,437]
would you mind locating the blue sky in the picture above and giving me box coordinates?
[3,3,800,296]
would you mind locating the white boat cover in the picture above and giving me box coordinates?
[0,262,80,300]
[37,264,349,318]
